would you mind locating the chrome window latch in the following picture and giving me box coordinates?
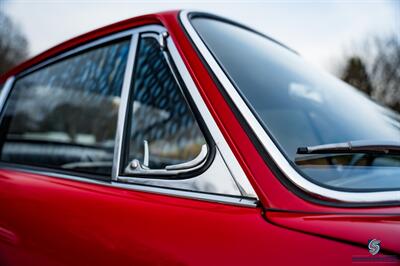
[126,141,208,175]
[129,140,149,171]
[159,31,169,51]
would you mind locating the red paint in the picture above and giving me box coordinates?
[265,211,400,255]
[0,169,377,265]
[0,10,399,265]
[0,11,172,83]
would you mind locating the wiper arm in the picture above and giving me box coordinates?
[297,140,400,155]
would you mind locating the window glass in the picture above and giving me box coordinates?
[123,37,206,172]
[0,39,130,176]
[192,17,400,191]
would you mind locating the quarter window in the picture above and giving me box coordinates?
[0,39,131,176]
[122,37,207,174]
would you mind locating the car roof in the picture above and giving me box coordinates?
[0,10,179,83]
[0,10,297,83]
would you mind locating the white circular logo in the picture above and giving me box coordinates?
[368,239,381,256]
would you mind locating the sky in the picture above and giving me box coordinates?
[1,0,399,72]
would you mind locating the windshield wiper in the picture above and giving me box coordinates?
[297,140,400,155]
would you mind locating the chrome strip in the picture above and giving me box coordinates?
[0,76,15,112]
[166,32,258,198]
[118,148,242,196]
[180,10,400,203]
[0,165,256,207]
[165,144,207,170]
[112,33,139,180]
[111,181,256,207]
[19,30,138,77]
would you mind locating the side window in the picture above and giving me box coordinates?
[0,39,131,176]
[122,37,207,174]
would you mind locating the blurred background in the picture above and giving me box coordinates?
[0,0,399,111]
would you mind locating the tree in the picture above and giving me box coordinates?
[368,34,400,112]
[337,32,400,113]
[0,9,29,75]
[340,56,373,96]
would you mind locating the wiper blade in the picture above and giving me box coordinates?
[297,140,400,155]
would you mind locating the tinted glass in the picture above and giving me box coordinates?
[123,37,206,171]
[0,39,130,176]
[192,18,400,191]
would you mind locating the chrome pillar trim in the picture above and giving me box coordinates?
[112,33,139,181]
[117,148,242,196]
[180,10,400,203]
[0,76,15,112]
[111,181,257,207]
[19,30,139,77]
[165,144,208,170]
[165,32,258,198]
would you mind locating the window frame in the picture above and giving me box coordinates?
[117,32,214,179]
[0,24,257,206]
[181,10,400,205]
[0,36,133,181]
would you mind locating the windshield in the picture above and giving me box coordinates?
[191,17,400,192]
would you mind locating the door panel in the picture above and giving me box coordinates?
[0,169,367,265]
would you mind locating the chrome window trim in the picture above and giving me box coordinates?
[180,10,400,204]
[0,76,15,113]
[0,24,258,206]
[117,147,243,197]
[0,164,256,207]
[112,33,139,180]
[165,33,257,198]
[18,30,138,78]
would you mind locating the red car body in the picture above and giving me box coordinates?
[0,10,399,265]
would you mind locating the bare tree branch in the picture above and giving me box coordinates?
[0,9,29,75]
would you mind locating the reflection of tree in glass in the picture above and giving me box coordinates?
[0,9,29,75]
[5,40,130,146]
[0,39,130,175]
[338,33,400,113]
[126,37,206,168]
[341,56,373,96]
